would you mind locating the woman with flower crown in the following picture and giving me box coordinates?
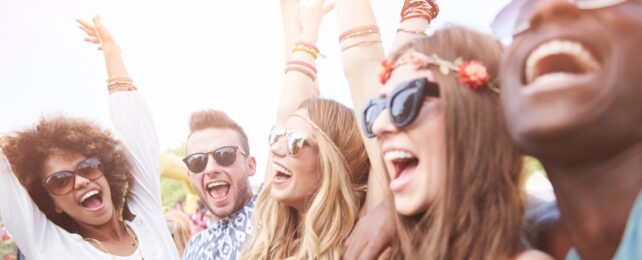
[336,0,552,259]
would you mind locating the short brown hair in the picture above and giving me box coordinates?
[2,116,133,233]
[188,109,250,155]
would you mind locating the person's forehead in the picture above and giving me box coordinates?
[186,128,242,153]
[284,115,315,136]
[381,64,434,97]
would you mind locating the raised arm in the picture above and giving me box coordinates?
[275,0,334,124]
[78,16,162,210]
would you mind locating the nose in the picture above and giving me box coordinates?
[74,174,91,189]
[371,108,399,138]
[529,0,581,30]
[269,137,288,158]
[203,154,222,177]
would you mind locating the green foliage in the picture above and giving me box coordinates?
[524,156,546,177]
[0,239,17,260]
[161,177,187,212]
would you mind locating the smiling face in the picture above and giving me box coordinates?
[42,152,115,226]
[186,128,256,220]
[502,0,642,162]
[269,111,322,211]
[371,64,446,216]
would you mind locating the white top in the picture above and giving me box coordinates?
[0,91,179,260]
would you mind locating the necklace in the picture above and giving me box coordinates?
[84,224,144,259]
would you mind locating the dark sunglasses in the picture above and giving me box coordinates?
[361,78,440,138]
[41,156,103,195]
[183,146,247,173]
[492,0,630,39]
[268,125,309,156]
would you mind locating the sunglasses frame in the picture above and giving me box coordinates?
[360,78,440,138]
[182,146,247,174]
[41,156,103,195]
[268,125,310,157]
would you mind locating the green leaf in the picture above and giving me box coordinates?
[439,64,450,75]
[454,57,464,66]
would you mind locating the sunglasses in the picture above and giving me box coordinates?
[183,146,247,174]
[361,78,440,138]
[492,0,630,39]
[41,156,103,195]
[268,125,309,156]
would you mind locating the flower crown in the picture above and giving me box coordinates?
[378,50,499,94]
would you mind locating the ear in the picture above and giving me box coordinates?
[245,156,257,177]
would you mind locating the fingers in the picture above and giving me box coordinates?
[77,20,97,36]
[84,37,100,44]
[92,14,101,27]
[323,1,336,15]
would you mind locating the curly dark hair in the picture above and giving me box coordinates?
[2,115,133,233]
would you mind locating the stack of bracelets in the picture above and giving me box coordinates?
[285,41,319,82]
[107,76,137,94]
[339,25,382,52]
[397,0,439,35]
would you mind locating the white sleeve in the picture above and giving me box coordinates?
[109,91,162,211]
[0,150,72,258]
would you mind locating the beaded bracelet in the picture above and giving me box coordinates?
[106,76,132,84]
[284,65,317,82]
[339,25,380,42]
[292,45,318,59]
[294,41,319,54]
[287,60,317,74]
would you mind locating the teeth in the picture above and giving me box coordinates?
[272,163,292,176]
[383,150,416,162]
[80,190,99,203]
[526,40,600,83]
[207,181,229,189]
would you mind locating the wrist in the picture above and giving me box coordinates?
[300,29,319,43]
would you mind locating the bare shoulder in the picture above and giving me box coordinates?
[515,249,555,260]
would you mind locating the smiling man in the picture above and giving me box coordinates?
[499,0,642,259]
[182,109,257,260]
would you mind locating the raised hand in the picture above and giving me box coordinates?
[77,15,117,51]
[298,0,335,42]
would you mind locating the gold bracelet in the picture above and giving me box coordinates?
[106,76,132,83]
[339,25,380,42]
[292,45,318,59]
[341,40,382,52]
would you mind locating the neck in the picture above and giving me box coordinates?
[543,142,642,259]
[78,212,128,242]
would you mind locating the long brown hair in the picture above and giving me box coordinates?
[389,26,525,260]
[241,99,370,259]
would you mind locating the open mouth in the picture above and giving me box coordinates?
[206,181,230,201]
[78,189,104,210]
[272,162,293,181]
[384,150,418,183]
[525,40,601,85]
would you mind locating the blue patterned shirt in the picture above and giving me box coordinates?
[183,195,256,260]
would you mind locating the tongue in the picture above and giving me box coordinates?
[82,196,102,209]
[209,185,230,200]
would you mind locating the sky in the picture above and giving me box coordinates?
[0,0,512,185]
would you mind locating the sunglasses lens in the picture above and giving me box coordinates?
[44,172,75,194]
[213,147,238,167]
[391,84,423,126]
[363,102,383,137]
[184,153,208,173]
[77,157,103,180]
[269,125,286,146]
[287,132,307,156]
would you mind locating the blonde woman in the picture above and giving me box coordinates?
[240,0,387,259]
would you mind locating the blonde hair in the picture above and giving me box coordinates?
[241,99,369,260]
[165,209,195,257]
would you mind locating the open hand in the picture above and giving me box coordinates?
[77,15,116,50]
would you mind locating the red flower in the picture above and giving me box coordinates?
[379,59,396,85]
[459,60,490,89]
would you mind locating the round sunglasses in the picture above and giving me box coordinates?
[182,146,247,174]
[268,125,309,156]
[41,156,103,195]
[361,77,440,138]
